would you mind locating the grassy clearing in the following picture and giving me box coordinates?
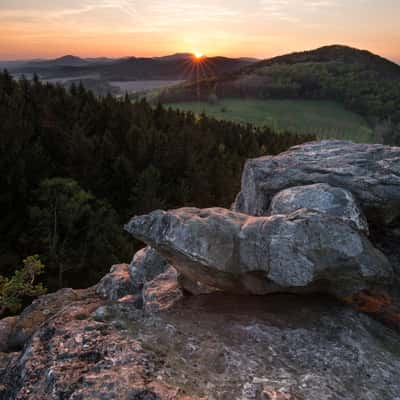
[167,98,374,142]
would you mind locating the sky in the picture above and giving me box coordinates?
[0,0,399,62]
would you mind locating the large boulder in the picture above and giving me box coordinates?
[269,183,369,234]
[125,207,393,299]
[233,140,400,227]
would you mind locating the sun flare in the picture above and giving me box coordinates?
[194,51,203,59]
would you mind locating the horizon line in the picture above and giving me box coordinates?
[1,44,400,65]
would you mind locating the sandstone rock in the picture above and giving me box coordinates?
[0,352,18,378]
[129,247,170,291]
[8,287,96,350]
[142,267,183,313]
[96,263,136,301]
[0,288,199,400]
[2,288,400,400]
[131,246,216,296]
[269,183,369,233]
[0,317,16,353]
[233,140,400,227]
[92,294,143,326]
[125,207,393,299]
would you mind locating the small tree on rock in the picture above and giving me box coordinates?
[0,255,46,316]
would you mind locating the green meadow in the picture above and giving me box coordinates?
[168,98,374,142]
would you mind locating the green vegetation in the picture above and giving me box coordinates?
[168,99,374,142]
[161,46,400,144]
[0,71,313,291]
[25,178,127,289]
[0,255,46,316]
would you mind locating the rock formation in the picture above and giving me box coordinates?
[96,264,136,301]
[125,207,392,299]
[128,246,170,292]
[1,140,400,400]
[233,140,400,225]
[1,288,400,399]
[268,183,369,233]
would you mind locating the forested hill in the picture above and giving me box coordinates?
[160,45,400,144]
[0,71,313,293]
[243,45,400,78]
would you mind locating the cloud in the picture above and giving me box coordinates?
[257,0,342,21]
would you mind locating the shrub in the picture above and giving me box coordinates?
[0,255,46,316]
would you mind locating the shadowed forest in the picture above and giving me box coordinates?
[0,71,313,295]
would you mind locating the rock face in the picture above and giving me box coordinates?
[96,263,136,301]
[0,317,16,352]
[233,140,400,227]
[269,183,369,234]
[1,289,400,400]
[129,246,213,297]
[128,246,170,292]
[125,207,392,299]
[7,288,91,350]
[142,267,183,313]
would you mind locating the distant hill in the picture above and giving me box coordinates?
[11,54,256,81]
[24,55,91,68]
[243,45,400,77]
[160,45,400,144]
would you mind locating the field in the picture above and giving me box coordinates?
[110,80,183,93]
[167,99,374,142]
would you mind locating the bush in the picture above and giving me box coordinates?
[0,255,46,316]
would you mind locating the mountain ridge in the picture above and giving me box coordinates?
[9,53,257,80]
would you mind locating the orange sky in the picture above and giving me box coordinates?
[1,0,399,62]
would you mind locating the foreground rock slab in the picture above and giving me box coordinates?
[125,207,392,299]
[233,140,400,226]
[7,288,93,350]
[1,289,400,400]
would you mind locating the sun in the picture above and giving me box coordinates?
[193,51,203,60]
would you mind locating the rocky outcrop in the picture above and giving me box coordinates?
[1,289,400,400]
[129,246,170,292]
[125,207,392,299]
[2,140,400,399]
[269,183,369,233]
[96,263,136,301]
[232,139,400,282]
[233,140,400,227]
[142,267,183,313]
[7,288,93,350]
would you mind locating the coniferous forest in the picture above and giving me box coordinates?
[0,71,314,293]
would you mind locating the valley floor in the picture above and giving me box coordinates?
[168,98,375,143]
